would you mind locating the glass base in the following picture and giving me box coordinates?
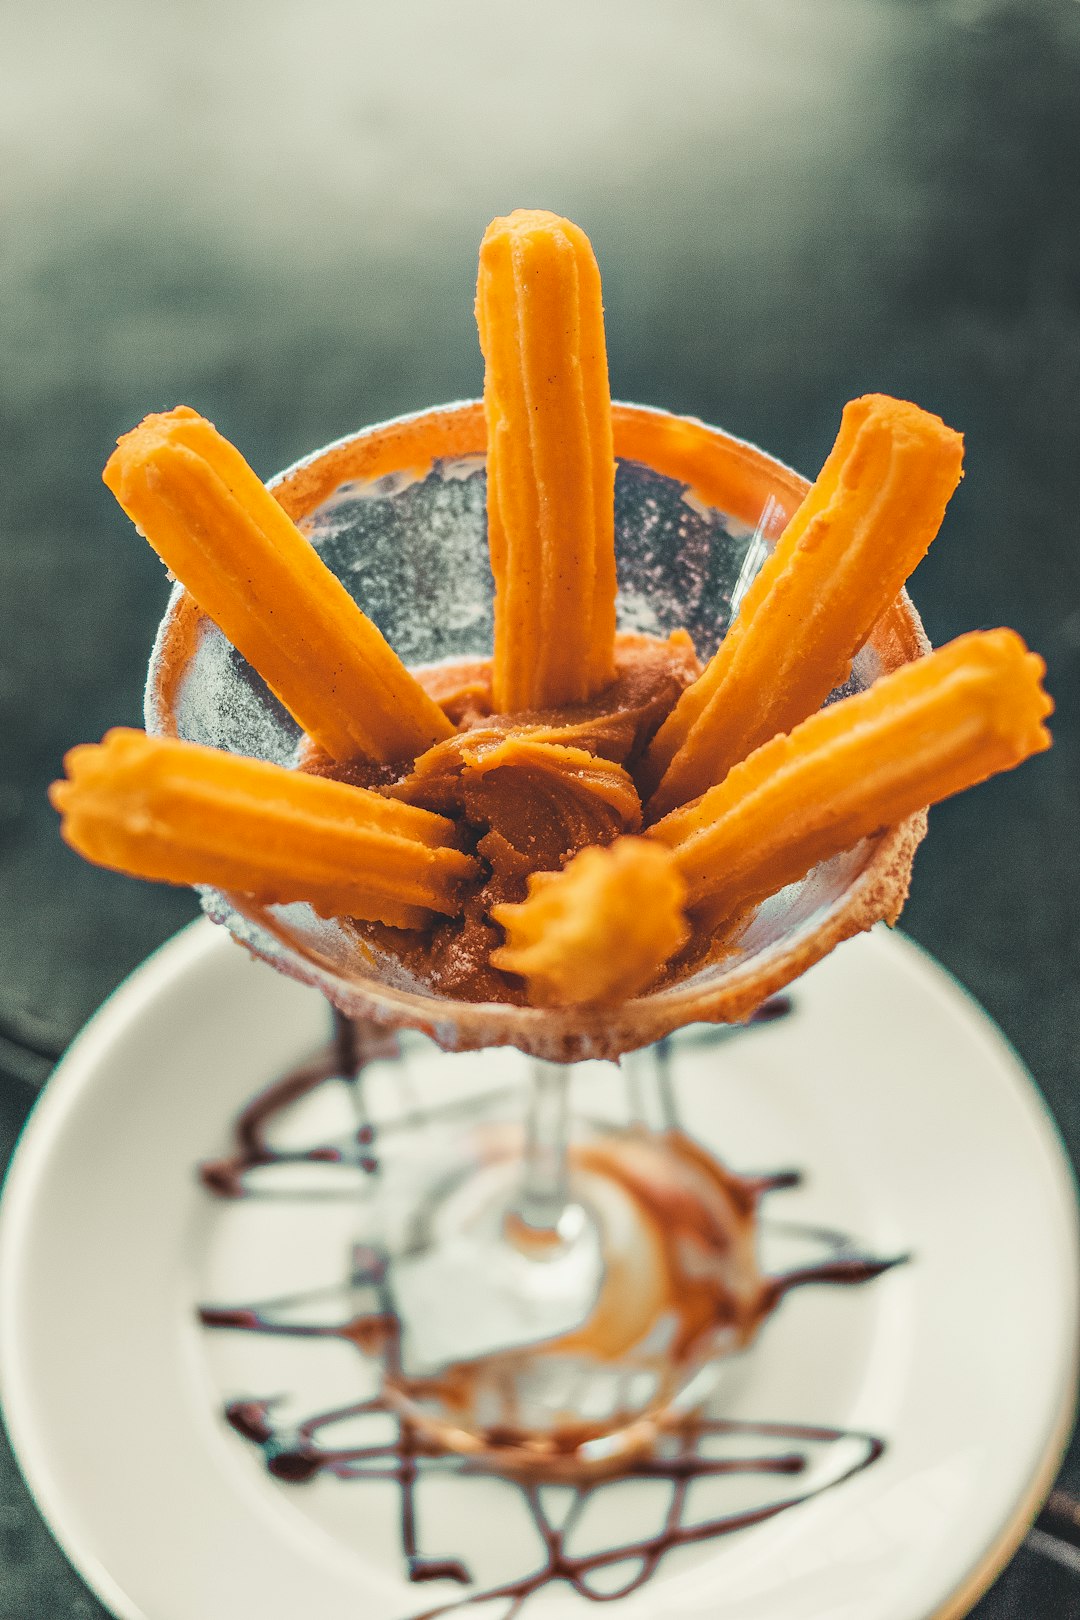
[335,1033,770,1473]
[386,1144,605,1375]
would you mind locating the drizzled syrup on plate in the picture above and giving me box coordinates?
[197,1008,903,1617]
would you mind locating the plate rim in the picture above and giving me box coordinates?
[0,921,220,1620]
[883,932,1080,1619]
[0,918,1076,1620]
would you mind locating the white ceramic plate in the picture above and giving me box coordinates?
[0,921,1075,1620]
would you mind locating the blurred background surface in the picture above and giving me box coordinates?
[1,1,1078,1614]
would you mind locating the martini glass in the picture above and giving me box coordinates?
[145,399,927,1469]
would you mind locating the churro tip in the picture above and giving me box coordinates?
[479,209,597,277]
[846,392,965,488]
[117,403,204,444]
[104,406,216,492]
[52,731,138,810]
[482,207,567,241]
[491,837,689,1006]
[957,627,1054,743]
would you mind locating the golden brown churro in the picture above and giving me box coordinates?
[649,630,1052,932]
[104,408,453,764]
[492,838,688,1005]
[50,729,477,928]
[644,395,965,817]
[50,212,1054,1022]
[477,209,617,712]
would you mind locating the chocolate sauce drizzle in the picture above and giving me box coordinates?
[197,1000,905,1618]
[221,1391,883,1617]
[199,1013,391,1198]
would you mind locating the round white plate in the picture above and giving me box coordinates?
[0,921,1075,1620]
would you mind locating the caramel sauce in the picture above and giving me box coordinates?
[299,631,700,1002]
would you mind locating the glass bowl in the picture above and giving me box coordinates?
[144,399,927,1062]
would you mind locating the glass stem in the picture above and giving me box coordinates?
[514,1059,573,1236]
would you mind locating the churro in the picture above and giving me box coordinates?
[491,838,688,1005]
[104,408,453,764]
[50,729,477,928]
[644,395,965,817]
[649,630,1052,932]
[52,210,1056,1031]
[477,209,617,712]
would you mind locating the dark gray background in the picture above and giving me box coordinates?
[1,1,1078,1614]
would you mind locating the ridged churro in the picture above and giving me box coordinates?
[649,630,1052,933]
[104,408,453,764]
[492,838,688,1006]
[477,210,617,712]
[54,211,1055,1030]
[50,729,477,928]
[644,395,965,817]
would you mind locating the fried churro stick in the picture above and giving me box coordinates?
[644,395,965,818]
[491,838,688,1006]
[476,210,617,712]
[649,630,1051,933]
[50,730,477,927]
[104,409,453,764]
